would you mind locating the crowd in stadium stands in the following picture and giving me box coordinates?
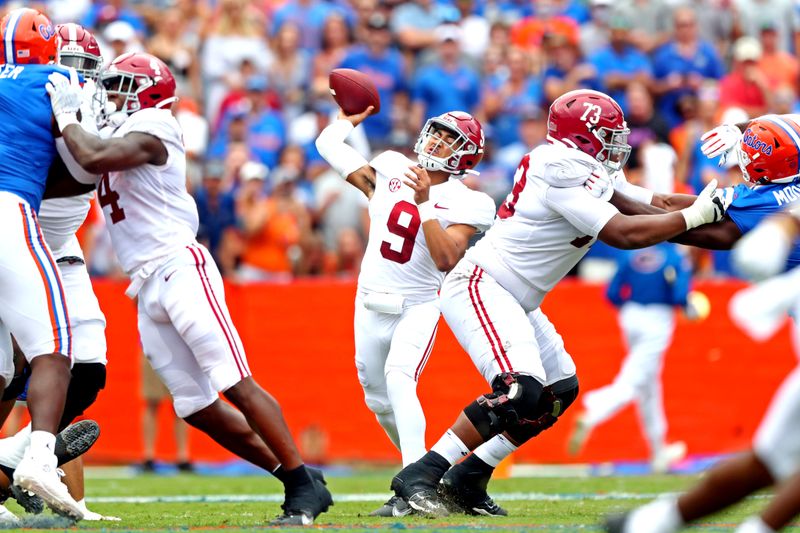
[12,0,800,279]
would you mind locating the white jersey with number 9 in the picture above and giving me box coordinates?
[357,150,495,302]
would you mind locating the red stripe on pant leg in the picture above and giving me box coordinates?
[474,268,514,372]
[467,265,507,373]
[191,244,251,376]
[414,323,438,382]
[186,245,245,379]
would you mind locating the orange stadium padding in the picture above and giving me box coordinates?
[83,278,796,465]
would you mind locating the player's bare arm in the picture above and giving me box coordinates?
[60,126,167,174]
[670,218,742,249]
[316,106,377,198]
[403,164,476,270]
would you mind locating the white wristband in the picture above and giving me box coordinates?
[680,205,704,230]
[418,201,436,223]
[55,112,79,132]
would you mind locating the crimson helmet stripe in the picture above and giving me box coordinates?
[4,9,22,64]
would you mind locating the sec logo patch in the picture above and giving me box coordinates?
[389,178,401,192]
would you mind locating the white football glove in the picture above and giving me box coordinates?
[732,220,792,281]
[710,186,734,215]
[583,170,611,199]
[78,78,101,134]
[680,179,726,230]
[46,68,82,131]
[700,124,741,166]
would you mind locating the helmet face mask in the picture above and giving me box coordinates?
[101,70,146,115]
[99,52,177,117]
[60,49,101,80]
[595,125,631,173]
[413,111,484,176]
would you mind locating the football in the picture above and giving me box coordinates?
[329,68,381,116]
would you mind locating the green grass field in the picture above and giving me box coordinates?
[2,468,795,531]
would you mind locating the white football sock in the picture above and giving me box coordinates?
[431,430,470,466]
[474,434,517,467]
[386,369,427,466]
[29,430,57,465]
[0,424,31,468]
[736,517,777,533]
[375,410,401,450]
[625,496,683,533]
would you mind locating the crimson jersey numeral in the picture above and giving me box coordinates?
[498,154,530,219]
[380,200,421,264]
[97,173,125,224]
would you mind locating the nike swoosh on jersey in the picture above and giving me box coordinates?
[164,271,176,282]
[434,203,449,209]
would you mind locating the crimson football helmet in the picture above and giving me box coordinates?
[414,111,484,176]
[547,89,631,173]
[0,8,57,65]
[57,23,101,80]
[100,52,177,114]
[737,115,800,186]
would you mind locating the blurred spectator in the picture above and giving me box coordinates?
[147,7,201,100]
[495,108,548,182]
[410,25,480,130]
[580,0,613,56]
[201,0,270,124]
[329,228,365,277]
[757,22,799,96]
[651,7,724,128]
[543,34,598,104]
[718,36,770,118]
[313,165,368,262]
[195,161,237,265]
[241,76,286,169]
[267,22,312,120]
[311,14,353,99]
[624,81,671,184]
[175,98,209,189]
[271,0,353,52]
[589,12,652,113]
[614,0,673,53]
[339,13,408,146]
[235,160,313,280]
[480,46,543,147]
[772,85,799,114]
[214,59,281,133]
[391,0,457,52]
[510,0,580,50]
[454,0,490,61]
[48,0,92,25]
[101,20,143,65]
[81,0,146,35]
[735,0,797,52]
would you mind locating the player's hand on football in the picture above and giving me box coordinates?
[403,165,431,204]
[732,219,792,281]
[46,68,82,130]
[700,124,741,165]
[338,105,374,127]
[584,170,610,199]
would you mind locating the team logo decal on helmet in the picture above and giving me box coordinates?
[737,115,800,186]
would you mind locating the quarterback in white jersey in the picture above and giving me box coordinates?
[316,107,494,516]
[388,89,727,517]
[47,53,332,525]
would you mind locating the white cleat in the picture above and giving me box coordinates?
[651,441,687,474]
[0,503,20,527]
[13,455,83,521]
[78,500,121,521]
[567,413,593,456]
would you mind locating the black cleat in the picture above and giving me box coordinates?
[9,420,100,515]
[54,420,101,465]
[603,512,631,533]
[369,495,412,517]
[270,477,333,526]
[390,462,449,517]
[439,462,507,516]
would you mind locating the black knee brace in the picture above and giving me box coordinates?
[506,375,579,444]
[463,372,545,441]
[59,363,106,430]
